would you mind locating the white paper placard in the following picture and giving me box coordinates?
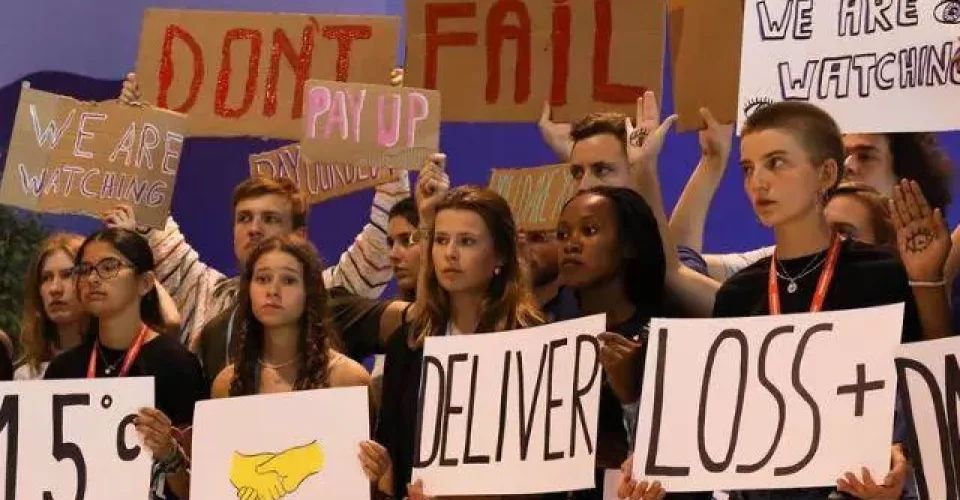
[895,336,960,500]
[737,0,960,133]
[0,377,154,499]
[191,387,371,500]
[634,305,903,491]
[413,315,606,496]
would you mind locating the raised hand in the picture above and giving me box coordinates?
[415,153,450,227]
[836,444,909,499]
[891,179,950,282]
[697,107,733,162]
[119,72,142,106]
[390,68,405,87]
[256,440,324,493]
[102,204,139,231]
[359,440,394,495]
[625,91,679,168]
[230,452,285,500]
[538,102,574,161]
[407,479,435,500]
[617,454,667,500]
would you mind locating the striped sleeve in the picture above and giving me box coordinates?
[322,173,411,299]
[145,217,229,340]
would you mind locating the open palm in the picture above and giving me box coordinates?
[892,179,950,282]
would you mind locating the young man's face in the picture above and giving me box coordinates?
[233,194,296,265]
[568,133,632,190]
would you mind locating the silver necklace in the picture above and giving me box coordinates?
[97,344,124,375]
[258,355,301,369]
[775,253,827,294]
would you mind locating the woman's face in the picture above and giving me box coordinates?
[824,194,877,244]
[387,215,422,294]
[842,134,896,197]
[38,249,85,325]
[557,193,621,289]
[432,209,501,295]
[740,129,834,228]
[76,241,149,319]
[250,250,306,329]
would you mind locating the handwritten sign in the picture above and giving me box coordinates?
[738,0,960,133]
[136,8,400,139]
[669,0,743,131]
[633,305,903,491]
[0,378,154,499]
[488,164,576,231]
[405,0,664,122]
[191,387,370,500]
[413,315,604,496]
[249,144,399,204]
[0,86,186,228]
[895,336,960,500]
[300,80,440,172]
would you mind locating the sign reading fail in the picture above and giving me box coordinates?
[405,0,664,122]
[0,378,154,499]
[414,315,605,496]
[488,164,576,231]
[136,8,400,139]
[0,86,186,228]
[300,80,440,172]
[249,143,399,204]
[633,305,903,492]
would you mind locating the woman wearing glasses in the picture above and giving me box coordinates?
[44,228,207,500]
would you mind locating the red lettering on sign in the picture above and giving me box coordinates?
[215,28,263,118]
[321,25,373,81]
[550,0,571,106]
[425,3,479,89]
[593,0,645,102]
[486,0,531,104]
[158,25,204,112]
[264,27,316,119]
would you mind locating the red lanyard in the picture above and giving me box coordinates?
[87,324,149,378]
[767,235,842,315]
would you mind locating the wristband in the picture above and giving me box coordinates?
[908,279,946,288]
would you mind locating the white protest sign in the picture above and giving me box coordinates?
[737,0,960,133]
[895,336,960,500]
[191,387,371,500]
[413,315,605,496]
[633,305,903,491]
[0,377,154,499]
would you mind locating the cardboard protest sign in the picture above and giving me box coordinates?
[487,164,576,231]
[136,8,400,139]
[249,143,399,204]
[668,0,743,132]
[191,387,370,500]
[895,336,960,500]
[633,305,903,491]
[300,80,440,172]
[0,86,186,228]
[413,315,605,496]
[738,0,960,133]
[0,378,154,498]
[405,0,664,122]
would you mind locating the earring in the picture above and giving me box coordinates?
[494,267,502,276]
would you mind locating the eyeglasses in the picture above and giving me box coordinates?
[73,258,133,281]
[387,231,423,249]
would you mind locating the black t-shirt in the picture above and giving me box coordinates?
[375,323,421,500]
[45,333,208,427]
[714,240,920,500]
[0,343,13,382]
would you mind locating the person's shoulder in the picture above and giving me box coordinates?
[327,352,371,388]
[211,364,235,398]
[720,254,772,292]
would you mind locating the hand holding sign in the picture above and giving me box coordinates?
[836,444,909,499]
[598,332,643,404]
[892,179,950,283]
[119,73,143,106]
[415,153,450,227]
[134,407,177,460]
[617,455,667,500]
[358,440,394,495]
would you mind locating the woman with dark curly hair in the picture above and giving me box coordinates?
[210,235,370,396]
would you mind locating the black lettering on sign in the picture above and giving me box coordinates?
[463,355,491,465]
[0,395,19,500]
[836,0,918,37]
[115,414,141,461]
[697,329,749,473]
[518,345,549,461]
[644,328,691,477]
[896,355,960,500]
[570,335,600,459]
[439,354,468,467]
[44,393,90,500]
[736,326,793,473]
[544,338,568,461]
[495,351,512,462]
[756,0,813,40]
[413,356,445,468]
[774,323,831,476]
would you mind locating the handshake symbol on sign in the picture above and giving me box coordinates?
[229,440,324,500]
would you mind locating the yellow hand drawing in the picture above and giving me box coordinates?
[229,441,324,500]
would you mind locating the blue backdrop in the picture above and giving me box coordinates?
[2,0,959,281]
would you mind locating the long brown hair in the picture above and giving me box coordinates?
[230,235,341,396]
[19,233,85,372]
[411,186,543,347]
